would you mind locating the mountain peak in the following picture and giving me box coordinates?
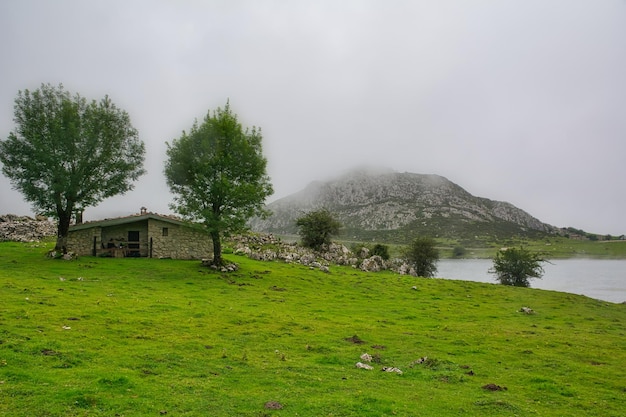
[251,169,557,243]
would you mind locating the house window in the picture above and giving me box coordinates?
[162,227,169,237]
[128,231,140,242]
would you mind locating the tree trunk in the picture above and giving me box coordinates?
[55,211,72,254]
[211,230,222,266]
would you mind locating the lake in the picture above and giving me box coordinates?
[436,258,626,304]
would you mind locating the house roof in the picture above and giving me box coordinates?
[69,212,190,231]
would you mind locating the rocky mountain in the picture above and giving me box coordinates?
[250,168,558,243]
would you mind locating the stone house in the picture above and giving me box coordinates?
[67,211,212,259]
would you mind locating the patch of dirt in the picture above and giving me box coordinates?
[41,349,58,356]
[482,383,507,391]
[371,344,386,350]
[344,335,366,344]
[264,401,283,410]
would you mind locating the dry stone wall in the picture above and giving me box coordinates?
[229,233,416,275]
[0,215,56,242]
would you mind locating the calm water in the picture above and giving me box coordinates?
[436,258,626,304]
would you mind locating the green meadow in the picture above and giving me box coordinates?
[315,235,626,260]
[1,241,625,416]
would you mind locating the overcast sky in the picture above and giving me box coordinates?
[1,0,625,234]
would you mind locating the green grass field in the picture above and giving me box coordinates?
[435,237,626,259]
[1,241,625,416]
[326,235,626,260]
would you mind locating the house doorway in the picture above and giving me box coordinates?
[127,231,140,257]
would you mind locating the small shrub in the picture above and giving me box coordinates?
[370,244,390,260]
[452,246,466,258]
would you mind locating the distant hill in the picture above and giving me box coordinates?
[250,168,558,244]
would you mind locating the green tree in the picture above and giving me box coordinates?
[490,247,545,287]
[403,237,439,277]
[0,84,145,252]
[295,209,342,251]
[164,102,273,266]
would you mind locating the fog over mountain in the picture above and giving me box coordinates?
[251,167,558,243]
[1,1,625,234]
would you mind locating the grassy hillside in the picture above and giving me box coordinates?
[1,241,625,416]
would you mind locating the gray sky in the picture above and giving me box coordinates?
[1,0,625,235]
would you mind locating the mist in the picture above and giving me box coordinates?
[1,1,625,235]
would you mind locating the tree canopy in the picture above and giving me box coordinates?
[295,209,342,251]
[490,247,545,287]
[403,236,439,277]
[0,83,145,252]
[164,102,273,266]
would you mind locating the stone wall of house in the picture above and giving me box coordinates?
[147,219,212,259]
[67,218,211,259]
[67,227,100,256]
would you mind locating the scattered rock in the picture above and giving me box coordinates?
[409,357,429,367]
[360,353,372,362]
[381,366,403,375]
[201,259,239,272]
[360,255,384,272]
[62,252,78,261]
[356,362,374,370]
